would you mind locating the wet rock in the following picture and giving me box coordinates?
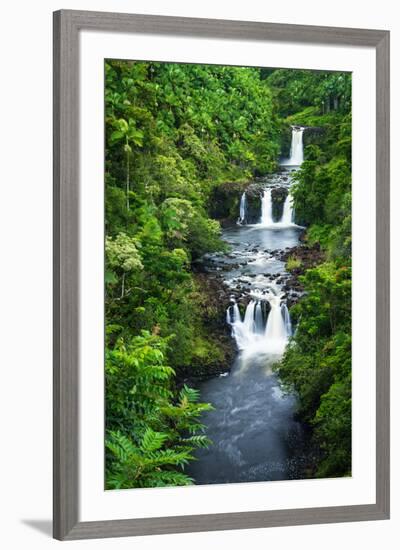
[271,187,289,221]
[209,180,251,222]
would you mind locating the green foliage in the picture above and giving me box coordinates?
[267,69,351,120]
[160,197,225,260]
[105,233,143,288]
[106,332,213,489]
[286,255,302,271]
[276,264,351,477]
[313,374,351,477]
[106,430,194,489]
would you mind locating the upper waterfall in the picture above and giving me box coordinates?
[282,126,305,166]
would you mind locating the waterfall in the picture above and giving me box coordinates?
[281,193,294,224]
[227,302,241,324]
[259,188,295,227]
[254,302,264,334]
[228,295,291,355]
[282,126,304,166]
[264,295,288,354]
[260,189,273,225]
[281,303,293,337]
[238,192,247,224]
[243,300,256,334]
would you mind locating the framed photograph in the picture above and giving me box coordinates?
[53,10,390,541]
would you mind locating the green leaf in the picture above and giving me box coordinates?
[109,130,125,144]
[140,428,168,452]
[105,270,118,284]
[117,118,129,132]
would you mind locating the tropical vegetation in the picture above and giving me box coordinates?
[105,60,352,487]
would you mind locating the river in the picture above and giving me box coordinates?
[187,127,312,485]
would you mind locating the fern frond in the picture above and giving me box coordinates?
[140,428,168,452]
[181,435,212,448]
[179,385,200,403]
[106,430,139,463]
[148,449,192,467]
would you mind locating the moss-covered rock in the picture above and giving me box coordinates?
[244,183,264,224]
[210,181,265,224]
[209,181,250,224]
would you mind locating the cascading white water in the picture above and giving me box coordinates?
[258,188,296,227]
[227,293,291,355]
[238,192,247,224]
[227,302,241,324]
[281,303,292,337]
[264,295,289,354]
[243,300,256,334]
[281,193,294,224]
[260,189,273,225]
[282,126,305,166]
[254,302,264,334]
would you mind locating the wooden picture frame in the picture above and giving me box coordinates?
[53,9,390,540]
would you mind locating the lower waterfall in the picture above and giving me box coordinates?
[227,292,292,356]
